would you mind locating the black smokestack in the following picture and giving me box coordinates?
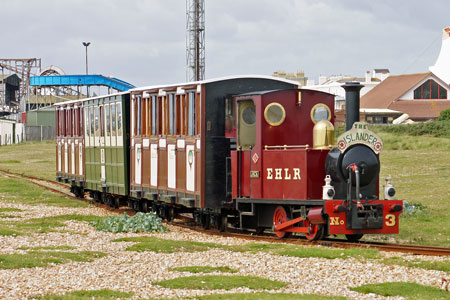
[342,82,364,131]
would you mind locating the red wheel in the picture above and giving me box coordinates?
[304,220,325,241]
[273,206,291,238]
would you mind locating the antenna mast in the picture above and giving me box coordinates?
[186,0,205,81]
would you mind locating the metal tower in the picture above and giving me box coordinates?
[0,58,41,108]
[186,0,205,81]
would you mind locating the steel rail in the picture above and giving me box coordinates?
[1,168,449,257]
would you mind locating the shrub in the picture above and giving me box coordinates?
[436,108,450,121]
[90,212,168,233]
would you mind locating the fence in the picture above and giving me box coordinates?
[25,125,55,141]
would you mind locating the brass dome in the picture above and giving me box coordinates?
[313,120,335,149]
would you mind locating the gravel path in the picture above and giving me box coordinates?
[0,202,448,300]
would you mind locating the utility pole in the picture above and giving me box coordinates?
[186,0,205,81]
[82,42,91,96]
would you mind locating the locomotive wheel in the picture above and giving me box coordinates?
[219,214,228,232]
[345,234,364,242]
[273,206,292,238]
[304,220,325,241]
[201,213,210,230]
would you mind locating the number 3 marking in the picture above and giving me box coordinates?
[385,214,396,227]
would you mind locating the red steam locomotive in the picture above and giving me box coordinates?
[56,76,403,241]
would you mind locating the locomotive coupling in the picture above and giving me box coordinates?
[384,175,396,200]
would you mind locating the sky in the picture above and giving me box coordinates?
[1,0,448,87]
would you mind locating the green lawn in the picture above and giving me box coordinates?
[0,135,449,246]
[351,282,450,300]
[372,132,450,246]
[154,275,287,290]
[0,141,56,180]
[0,250,106,269]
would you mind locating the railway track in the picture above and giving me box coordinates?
[1,168,449,257]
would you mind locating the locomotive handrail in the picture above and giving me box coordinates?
[264,144,309,150]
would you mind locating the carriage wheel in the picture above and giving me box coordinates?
[345,234,364,242]
[166,206,175,222]
[273,206,291,238]
[304,220,325,241]
[141,200,149,213]
[114,197,120,209]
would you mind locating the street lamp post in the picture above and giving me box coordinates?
[82,42,91,97]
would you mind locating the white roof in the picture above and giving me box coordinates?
[130,74,300,93]
[360,108,401,114]
[55,75,300,106]
[54,91,128,107]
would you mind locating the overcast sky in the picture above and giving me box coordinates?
[1,0,448,87]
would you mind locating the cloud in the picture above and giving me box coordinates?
[0,0,447,87]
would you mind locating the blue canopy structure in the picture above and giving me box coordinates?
[30,75,135,91]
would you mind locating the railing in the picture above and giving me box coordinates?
[264,144,309,150]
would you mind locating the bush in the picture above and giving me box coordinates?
[436,108,450,121]
[90,212,168,233]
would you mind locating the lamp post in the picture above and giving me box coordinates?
[82,42,91,96]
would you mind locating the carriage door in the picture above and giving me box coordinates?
[134,96,142,185]
[99,105,106,182]
[236,100,256,197]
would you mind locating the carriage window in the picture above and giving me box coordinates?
[264,102,286,126]
[111,103,116,137]
[136,96,142,136]
[66,110,70,137]
[117,102,122,137]
[169,93,175,135]
[100,106,105,137]
[69,108,76,136]
[151,96,157,135]
[94,107,100,137]
[310,104,331,124]
[80,107,83,137]
[85,107,90,137]
[105,104,110,137]
[90,107,94,137]
[188,91,195,135]
[74,108,78,136]
[158,96,163,135]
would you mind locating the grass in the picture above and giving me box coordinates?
[18,245,76,251]
[35,289,133,300]
[0,251,106,269]
[351,282,450,299]
[232,243,379,259]
[196,293,346,300]
[0,141,56,180]
[154,275,287,290]
[0,207,22,212]
[169,266,237,274]
[381,257,450,273]
[114,237,379,260]
[113,236,218,253]
[0,214,103,236]
[0,175,88,208]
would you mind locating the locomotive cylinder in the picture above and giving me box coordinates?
[342,82,364,131]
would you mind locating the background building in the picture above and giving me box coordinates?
[272,70,308,86]
[361,27,450,122]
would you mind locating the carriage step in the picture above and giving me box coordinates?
[130,189,142,198]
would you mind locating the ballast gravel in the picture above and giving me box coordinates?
[0,202,447,300]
